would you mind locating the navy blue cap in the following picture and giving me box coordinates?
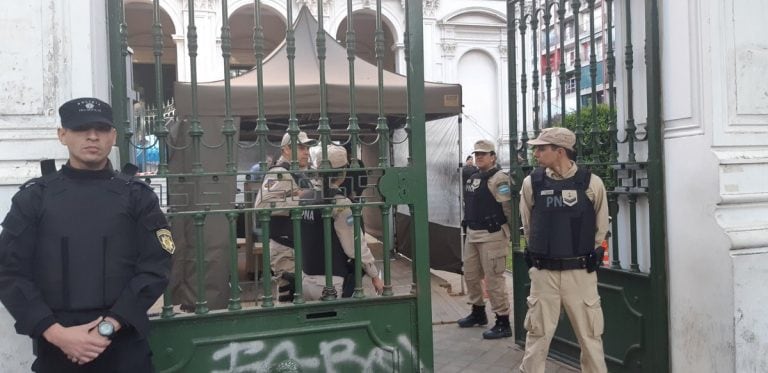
[58,97,114,129]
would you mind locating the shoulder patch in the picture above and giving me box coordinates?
[156,228,175,254]
[346,214,354,226]
[497,182,511,195]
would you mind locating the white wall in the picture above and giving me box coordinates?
[663,0,768,371]
[0,0,110,369]
[0,0,111,214]
[432,4,509,162]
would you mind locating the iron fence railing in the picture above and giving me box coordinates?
[110,0,434,370]
[508,0,654,273]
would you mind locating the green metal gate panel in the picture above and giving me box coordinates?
[150,298,421,372]
[506,0,668,372]
[108,0,435,371]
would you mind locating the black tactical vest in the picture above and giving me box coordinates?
[35,168,142,311]
[529,167,596,258]
[268,162,311,247]
[299,189,349,278]
[464,168,507,231]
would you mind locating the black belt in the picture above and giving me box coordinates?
[532,256,588,271]
[466,222,487,231]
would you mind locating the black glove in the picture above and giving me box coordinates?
[586,247,605,273]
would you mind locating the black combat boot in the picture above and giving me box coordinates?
[482,314,512,339]
[457,304,488,328]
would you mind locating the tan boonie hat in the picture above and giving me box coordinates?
[473,139,495,153]
[281,131,318,147]
[317,145,349,168]
[528,127,576,151]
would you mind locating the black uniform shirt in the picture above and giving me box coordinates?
[0,164,172,339]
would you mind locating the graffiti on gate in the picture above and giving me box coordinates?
[210,334,425,372]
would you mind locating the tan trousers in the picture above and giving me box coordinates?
[301,274,344,301]
[270,240,295,301]
[520,268,607,373]
[463,239,510,315]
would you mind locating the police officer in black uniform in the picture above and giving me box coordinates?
[0,97,173,372]
[461,155,478,186]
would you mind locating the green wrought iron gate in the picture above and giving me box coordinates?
[506,0,668,372]
[108,0,435,371]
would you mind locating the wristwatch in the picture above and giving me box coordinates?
[97,320,115,338]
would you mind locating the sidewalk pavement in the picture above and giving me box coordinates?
[430,270,578,373]
[432,323,578,373]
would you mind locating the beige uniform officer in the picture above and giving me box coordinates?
[300,145,384,300]
[457,139,514,340]
[519,127,609,373]
[254,131,316,301]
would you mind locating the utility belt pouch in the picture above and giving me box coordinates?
[484,215,501,233]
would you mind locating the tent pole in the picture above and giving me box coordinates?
[458,114,465,295]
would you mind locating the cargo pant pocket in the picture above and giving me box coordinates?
[523,296,543,336]
[584,296,604,337]
[489,245,508,275]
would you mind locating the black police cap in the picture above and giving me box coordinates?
[58,97,114,130]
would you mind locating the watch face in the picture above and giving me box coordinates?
[98,321,114,336]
